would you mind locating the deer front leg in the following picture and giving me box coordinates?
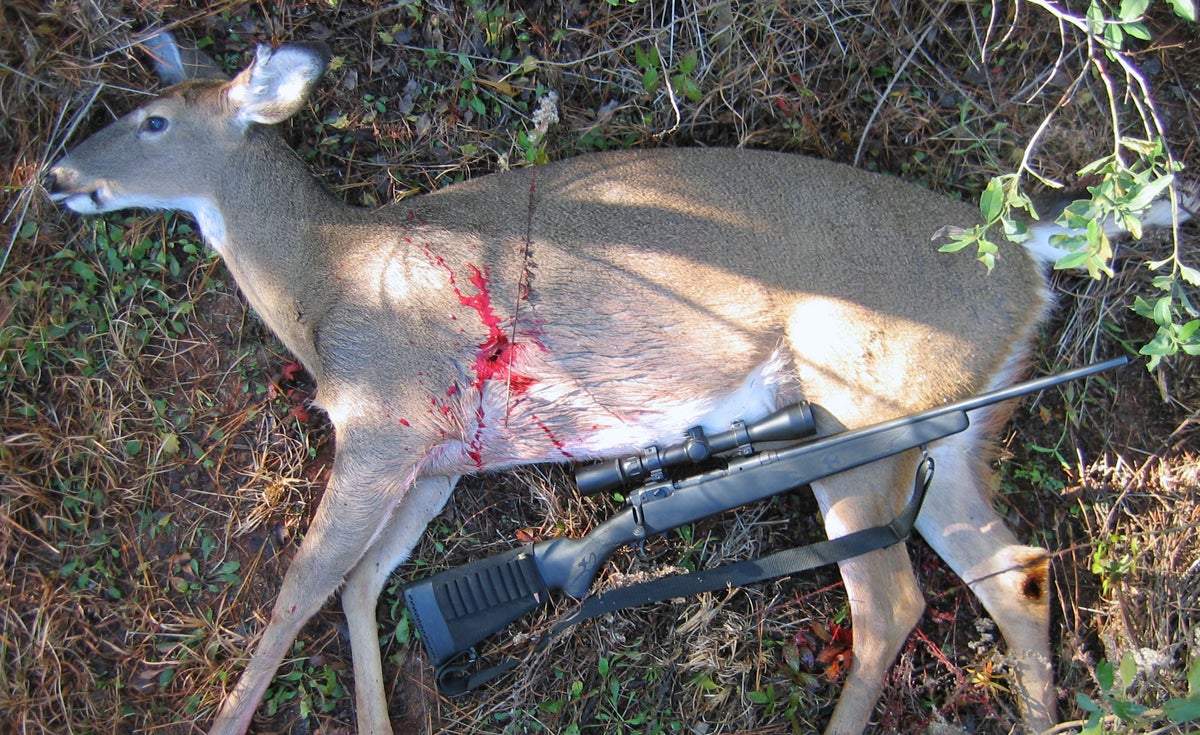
[810,455,927,735]
[208,446,411,735]
[341,474,460,735]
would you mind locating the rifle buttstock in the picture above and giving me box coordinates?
[404,545,548,667]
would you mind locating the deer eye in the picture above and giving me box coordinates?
[140,116,169,134]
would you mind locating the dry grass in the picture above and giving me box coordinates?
[2,1,1198,733]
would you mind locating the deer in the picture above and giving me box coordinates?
[44,31,1186,735]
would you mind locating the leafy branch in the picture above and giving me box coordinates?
[944,0,1197,369]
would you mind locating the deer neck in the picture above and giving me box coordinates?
[195,131,351,375]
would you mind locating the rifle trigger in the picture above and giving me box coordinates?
[916,446,935,494]
[635,536,671,562]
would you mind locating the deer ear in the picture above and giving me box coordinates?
[227,42,330,126]
[142,31,229,85]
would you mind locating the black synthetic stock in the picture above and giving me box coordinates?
[404,546,547,668]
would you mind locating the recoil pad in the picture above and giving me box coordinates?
[403,544,548,667]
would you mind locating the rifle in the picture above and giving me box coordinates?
[404,356,1127,694]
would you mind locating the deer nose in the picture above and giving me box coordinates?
[43,165,85,203]
[44,165,78,198]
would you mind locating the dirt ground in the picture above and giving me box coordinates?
[2,1,1198,734]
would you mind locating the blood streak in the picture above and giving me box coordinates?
[532,415,575,460]
[468,404,486,468]
[428,253,535,393]
[425,250,546,469]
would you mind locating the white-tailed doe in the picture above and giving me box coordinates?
[48,31,1170,735]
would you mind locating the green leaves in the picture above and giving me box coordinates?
[1076,654,1200,733]
[936,173,1033,271]
[942,133,1197,371]
[1132,294,1200,369]
[1088,0,1152,51]
[671,51,702,102]
[263,648,345,720]
[1091,533,1138,596]
[1048,138,1180,280]
[635,45,660,93]
[1166,0,1197,20]
[635,46,703,101]
[1056,140,1199,369]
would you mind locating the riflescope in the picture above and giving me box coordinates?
[575,402,816,495]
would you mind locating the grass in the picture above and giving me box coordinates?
[2,1,1198,733]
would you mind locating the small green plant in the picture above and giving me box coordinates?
[669,51,702,103]
[1074,654,1200,733]
[137,509,175,539]
[747,682,808,732]
[1090,532,1138,595]
[60,528,123,600]
[471,2,530,59]
[590,652,682,729]
[634,46,703,102]
[167,551,241,596]
[262,642,346,722]
[1132,274,1200,369]
[1008,457,1068,494]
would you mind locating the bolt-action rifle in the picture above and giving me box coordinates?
[405,357,1127,695]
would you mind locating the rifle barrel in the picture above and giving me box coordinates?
[797,355,1127,457]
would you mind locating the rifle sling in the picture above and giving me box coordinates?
[435,452,935,697]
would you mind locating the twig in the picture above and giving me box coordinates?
[853,5,943,167]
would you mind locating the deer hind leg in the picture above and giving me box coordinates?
[918,430,1055,732]
[809,452,928,735]
[208,447,411,735]
[341,474,459,735]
